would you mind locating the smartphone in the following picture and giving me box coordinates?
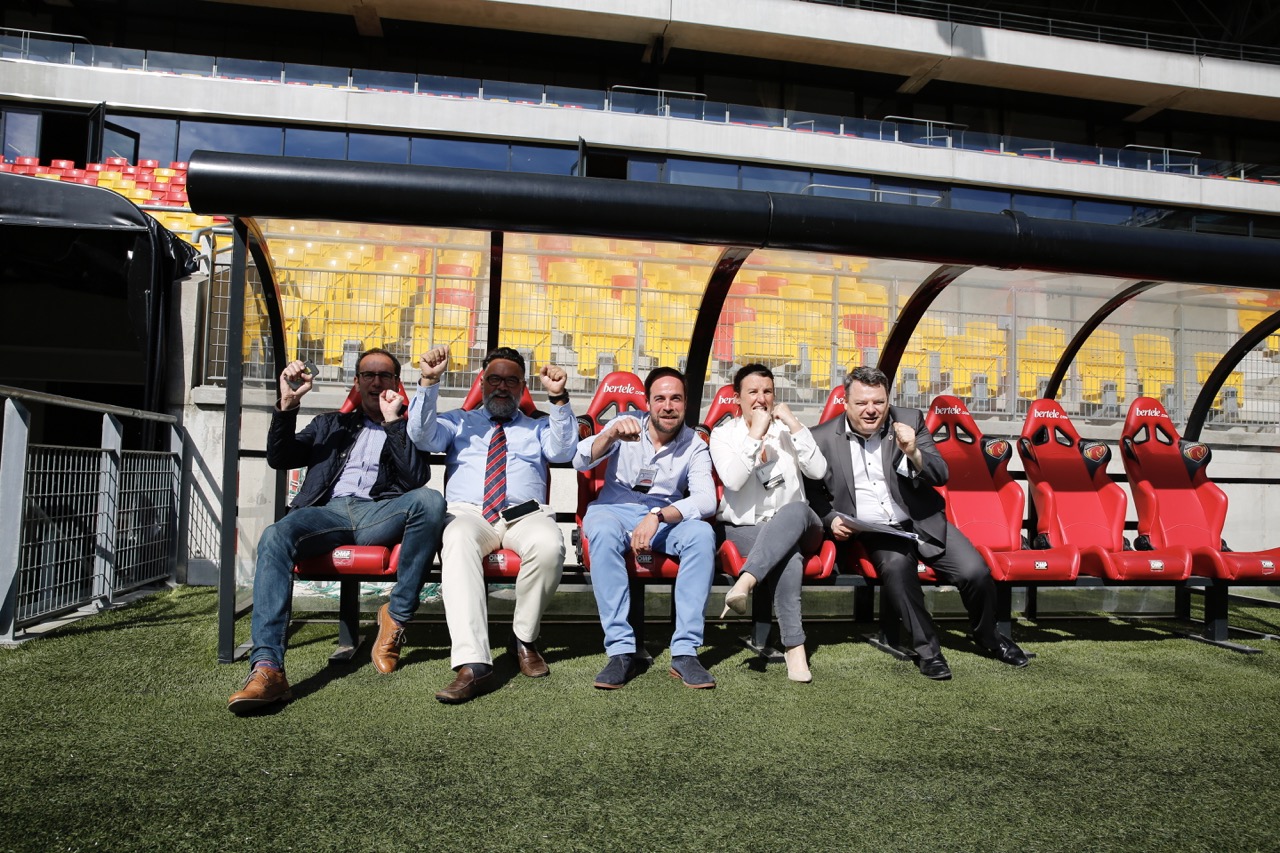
[287,359,319,391]
[500,499,541,524]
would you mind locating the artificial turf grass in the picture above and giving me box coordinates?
[2,587,1280,853]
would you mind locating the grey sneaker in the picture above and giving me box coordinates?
[669,654,716,689]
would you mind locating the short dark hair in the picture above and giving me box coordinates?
[482,346,526,375]
[843,365,889,393]
[732,363,774,392]
[357,347,401,377]
[644,366,686,399]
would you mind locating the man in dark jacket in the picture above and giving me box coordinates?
[807,366,1027,680]
[228,348,446,714]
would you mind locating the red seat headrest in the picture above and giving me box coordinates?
[1120,396,1212,480]
[583,371,648,429]
[702,383,740,432]
[818,385,846,425]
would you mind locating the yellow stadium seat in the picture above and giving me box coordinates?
[502,293,553,370]
[1133,333,1177,403]
[1195,351,1245,414]
[1016,325,1064,401]
[1237,305,1280,353]
[408,302,473,370]
[1078,330,1125,410]
[899,318,948,399]
[942,334,1001,404]
[573,311,637,377]
[321,302,398,365]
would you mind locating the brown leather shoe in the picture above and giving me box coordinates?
[227,666,291,714]
[371,603,406,675]
[435,665,496,704]
[511,638,550,678]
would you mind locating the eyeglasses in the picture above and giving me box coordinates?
[357,371,397,382]
[483,374,523,389]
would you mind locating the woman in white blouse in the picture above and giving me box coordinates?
[710,364,828,682]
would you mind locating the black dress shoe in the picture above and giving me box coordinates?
[918,654,952,681]
[435,664,495,704]
[980,634,1030,668]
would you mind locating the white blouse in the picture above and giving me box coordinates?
[710,415,827,525]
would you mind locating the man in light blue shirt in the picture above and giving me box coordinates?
[573,366,718,690]
[409,345,576,703]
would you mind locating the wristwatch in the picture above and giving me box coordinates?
[648,506,664,521]
[548,391,570,405]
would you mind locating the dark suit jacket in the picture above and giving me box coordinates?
[267,407,431,511]
[806,406,950,560]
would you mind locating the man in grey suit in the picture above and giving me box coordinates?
[807,366,1028,680]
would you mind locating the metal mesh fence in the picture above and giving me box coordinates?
[14,444,180,627]
[115,450,179,592]
[17,447,107,625]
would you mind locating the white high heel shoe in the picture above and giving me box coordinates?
[719,572,756,618]
[784,644,812,683]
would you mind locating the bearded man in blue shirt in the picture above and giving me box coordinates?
[409,345,577,704]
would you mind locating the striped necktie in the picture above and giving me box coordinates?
[482,419,508,523]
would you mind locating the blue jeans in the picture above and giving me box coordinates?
[249,488,446,668]
[583,503,715,658]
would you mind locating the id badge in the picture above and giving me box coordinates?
[755,459,784,490]
[633,465,658,494]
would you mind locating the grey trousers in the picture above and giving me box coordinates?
[723,501,824,648]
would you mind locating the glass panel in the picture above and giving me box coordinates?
[348,133,409,164]
[544,85,606,110]
[807,172,873,199]
[628,159,661,183]
[147,50,215,77]
[411,137,508,170]
[104,115,178,165]
[2,111,39,160]
[666,157,737,189]
[85,45,146,71]
[501,232,719,389]
[25,37,74,64]
[417,75,481,98]
[741,165,809,194]
[482,80,544,104]
[950,187,1010,214]
[217,57,282,82]
[283,62,348,87]
[608,90,660,116]
[177,121,282,162]
[1075,199,1135,225]
[511,144,576,175]
[285,128,347,160]
[352,69,415,93]
[667,96,706,121]
[727,105,784,128]
[787,111,842,135]
[0,34,22,59]
[1013,193,1073,220]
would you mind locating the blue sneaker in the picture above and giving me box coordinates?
[669,654,716,689]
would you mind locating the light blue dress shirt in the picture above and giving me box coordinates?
[407,383,577,506]
[329,416,387,500]
[572,414,716,522]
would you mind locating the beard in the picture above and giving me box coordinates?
[484,391,519,420]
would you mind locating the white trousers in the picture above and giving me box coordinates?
[440,501,565,668]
